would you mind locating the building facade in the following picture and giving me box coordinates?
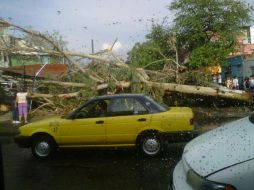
[222,26,254,88]
[0,22,66,68]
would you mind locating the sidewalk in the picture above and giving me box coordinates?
[0,112,19,143]
[0,112,13,129]
[0,112,11,123]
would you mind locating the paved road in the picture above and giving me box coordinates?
[3,130,184,190]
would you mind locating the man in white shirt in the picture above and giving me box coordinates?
[249,76,254,91]
[232,76,239,90]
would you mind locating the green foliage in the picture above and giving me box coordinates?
[188,42,233,68]
[128,0,253,70]
[127,24,176,70]
[80,64,165,103]
[127,41,163,69]
[180,71,212,86]
[146,24,173,53]
[170,0,252,68]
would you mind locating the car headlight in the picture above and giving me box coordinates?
[187,169,236,190]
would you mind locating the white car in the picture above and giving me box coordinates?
[170,114,254,190]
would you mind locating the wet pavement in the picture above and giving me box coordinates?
[3,136,184,190]
[0,112,184,190]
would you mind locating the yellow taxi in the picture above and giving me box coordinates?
[15,94,197,159]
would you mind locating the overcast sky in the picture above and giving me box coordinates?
[0,0,174,56]
[0,0,253,57]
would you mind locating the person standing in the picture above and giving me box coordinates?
[232,76,239,90]
[16,89,29,123]
[249,75,254,91]
[243,77,249,91]
[217,74,222,85]
[226,77,231,89]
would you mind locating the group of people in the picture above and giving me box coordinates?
[224,75,254,91]
[243,76,254,91]
[11,87,29,124]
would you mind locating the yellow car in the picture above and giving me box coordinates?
[15,94,197,159]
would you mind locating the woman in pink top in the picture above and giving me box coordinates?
[16,90,29,123]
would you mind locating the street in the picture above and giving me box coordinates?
[3,135,184,190]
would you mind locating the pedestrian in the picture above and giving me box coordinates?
[232,76,239,90]
[243,77,249,91]
[212,75,217,83]
[226,77,231,89]
[249,75,254,91]
[16,87,29,124]
[217,74,222,85]
[10,84,19,124]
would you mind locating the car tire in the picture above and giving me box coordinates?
[138,132,163,157]
[31,135,55,159]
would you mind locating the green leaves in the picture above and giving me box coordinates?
[188,42,233,68]
[127,24,176,70]
[128,0,252,78]
[127,41,164,69]
[170,0,252,68]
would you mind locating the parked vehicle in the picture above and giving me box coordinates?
[15,94,196,159]
[170,114,254,190]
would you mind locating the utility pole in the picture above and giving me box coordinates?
[91,39,94,64]
[91,39,94,54]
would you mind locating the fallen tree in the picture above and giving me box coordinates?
[147,81,251,102]
[0,19,253,114]
[2,69,251,102]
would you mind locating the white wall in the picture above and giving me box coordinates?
[250,26,254,44]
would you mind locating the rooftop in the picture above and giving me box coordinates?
[1,64,68,80]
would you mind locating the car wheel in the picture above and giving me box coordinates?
[139,133,162,157]
[31,135,55,159]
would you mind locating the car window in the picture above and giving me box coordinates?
[75,99,110,119]
[144,96,168,113]
[109,97,148,116]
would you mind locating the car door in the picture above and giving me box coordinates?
[104,97,151,144]
[58,99,109,146]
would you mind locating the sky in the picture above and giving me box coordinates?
[1,0,253,58]
[0,0,173,57]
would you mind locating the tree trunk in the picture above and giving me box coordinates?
[147,81,251,102]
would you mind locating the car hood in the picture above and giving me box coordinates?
[183,116,254,177]
[24,116,62,127]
